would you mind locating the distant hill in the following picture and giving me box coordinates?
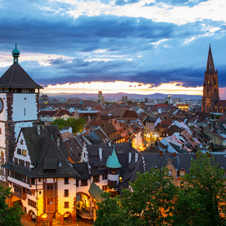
[44,92,202,100]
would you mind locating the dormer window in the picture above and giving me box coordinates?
[180,171,184,176]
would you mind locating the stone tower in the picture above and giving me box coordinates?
[0,45,43,170]
[202,45,219,112]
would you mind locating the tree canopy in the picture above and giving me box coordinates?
[0,186,23,226]
[94,152,226,226]
[51,117,86,133]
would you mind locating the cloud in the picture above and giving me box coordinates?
[154,0,208,7]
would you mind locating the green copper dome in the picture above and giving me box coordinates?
[12,45,20,64]
[12,45,20,56]
[106,147,122,169]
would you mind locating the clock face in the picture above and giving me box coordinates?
[0,98,3,113]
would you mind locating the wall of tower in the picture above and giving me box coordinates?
[0,93,7,121]
[12,94,37,121]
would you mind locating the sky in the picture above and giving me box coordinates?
[0,0,226,97]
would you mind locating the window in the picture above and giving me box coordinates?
[28,199,36,208]
[102,185,108,191]
[26,162,30,169]
[76,180,79,187]
[168,170,172,176]
[24,108,26,116]
[22,150,27,156]
[47,198,53,205]
[47,184,53,190]
[31,178,35,185]
[38,178,41,182]
[102,175,107,180]
[17,149,21,155]
[19,160,24,167]
[180,171,184,176]
[64,190,69,197]
[180,181,184,188]
[14,158,18,165]
[81,180,87,186]
[64,202,69,208]
[64,178,69,184]
[93,176,99,183]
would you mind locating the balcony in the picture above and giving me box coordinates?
[14,191,27,200]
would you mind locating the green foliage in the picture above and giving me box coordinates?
[122,168,179,226]
[94,152,226,226]
[0,186,24,226]
[173,152,226,226]
[94,192,132,226]
[51,117,86,133]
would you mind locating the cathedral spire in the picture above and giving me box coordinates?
[206,44,215,72]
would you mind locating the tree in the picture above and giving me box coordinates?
[172,152,226,226]
[122,168,179,226]
[0,186,24,226]
[51,117,86,133]
[94,192,132,226]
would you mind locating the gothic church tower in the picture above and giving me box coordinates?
[202,45,219,112]
[0,45,42,179]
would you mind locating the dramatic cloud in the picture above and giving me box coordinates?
[0,0,225,96]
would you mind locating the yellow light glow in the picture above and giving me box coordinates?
[42,81,203,96]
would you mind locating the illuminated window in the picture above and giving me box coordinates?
[22,150,27,156]
[14,158,18,165]
[180,181,184,188]
[81,180,87,186]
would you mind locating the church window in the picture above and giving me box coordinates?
[214,79,217,85]
[17,148,21,155]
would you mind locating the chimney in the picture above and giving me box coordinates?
[160,150,163,158]
[128,152,131,164]
[37,124,40,136]
[57,134,60,147]
[173,152,176,158]
[99,148,102,161]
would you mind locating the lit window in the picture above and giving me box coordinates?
[22,150,27,156]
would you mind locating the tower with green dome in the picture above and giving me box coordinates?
[106,146,122,193]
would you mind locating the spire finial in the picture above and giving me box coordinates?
[12,44,20,64]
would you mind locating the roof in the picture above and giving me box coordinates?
[106,148,122,169]
[88,182,104,203]
[206,44,215,72]
[0,64,43,89]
